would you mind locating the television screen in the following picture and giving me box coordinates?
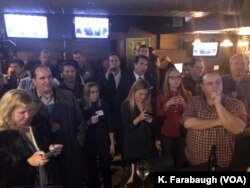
[74,17,109,38]
[193,42,219,57]
[4,14,48,38]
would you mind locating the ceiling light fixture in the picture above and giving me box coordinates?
[237,40,249,47]
[192,39,202,45]
[192,33,202,46]
[220,39,233,47]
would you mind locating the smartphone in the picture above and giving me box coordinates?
[145,111,153,116]
[44,145,62,158]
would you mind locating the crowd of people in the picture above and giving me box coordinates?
[0,45,250,188]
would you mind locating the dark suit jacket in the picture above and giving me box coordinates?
[98,70,127,113]
[124,72,156,99]
[121,100,156,161]
[31,88,84,188]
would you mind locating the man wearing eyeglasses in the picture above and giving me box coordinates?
[222,53,250,126]
[182,57,205,96]
[222,53,250,171]
[182,71,247,169]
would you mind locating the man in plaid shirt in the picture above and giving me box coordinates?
[182,71,247,168]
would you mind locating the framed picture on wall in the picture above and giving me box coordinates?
[126,37,150,69]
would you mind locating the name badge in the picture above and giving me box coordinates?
[96,110,104,116]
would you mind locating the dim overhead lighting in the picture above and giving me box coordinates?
[238,27,250,36]
[220,39,233,47]
[237,40,249,47]
[192,39,202,46]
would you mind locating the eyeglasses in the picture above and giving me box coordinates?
[169,76,182,80]
[205,80,222,86]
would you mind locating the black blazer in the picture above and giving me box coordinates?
[31,88,84,188]
[121,100,156,161]
[124,72,156,99]
[98,70,127,113]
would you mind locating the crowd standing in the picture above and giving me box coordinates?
[0,46,250,188]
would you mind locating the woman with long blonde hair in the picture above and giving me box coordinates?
[121,79,156,163]
[156,68,192,168]
[81,82,114,188]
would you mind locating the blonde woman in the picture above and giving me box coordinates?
[156,68,192,168]
[120,79,157,187]
[81,82,114,188]
[0,89,62,188]
[121,79,156,164]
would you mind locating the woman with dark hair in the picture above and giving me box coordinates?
[0,89,63,188]
[81,82,114,188]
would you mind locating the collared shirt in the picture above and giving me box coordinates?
[17,77,35,91]
[182,95,247,168]
[133,71,144,80]
[37,92,54,114]
[112,70,121,88]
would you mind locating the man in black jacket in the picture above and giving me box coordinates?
[98,53,127,154]
[30,64,85,188]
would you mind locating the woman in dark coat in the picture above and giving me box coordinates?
[121,79,156,163]
[80,82,115,188]
[0,89,63,188]
[120,79,157,186]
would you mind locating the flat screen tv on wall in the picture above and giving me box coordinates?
[193,42,219,57]
[74,17,109,39]
[4,14,48,39]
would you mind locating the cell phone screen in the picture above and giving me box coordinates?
[44,146,60,158]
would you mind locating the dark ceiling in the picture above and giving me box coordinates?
[0,0,249,33]
[0,0,248,17]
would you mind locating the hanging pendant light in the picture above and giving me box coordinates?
[192,38,202,46]
[220,39,233,47]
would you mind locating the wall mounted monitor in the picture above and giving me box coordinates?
[74,17,109,38]
[4,14,48,39]
[193,42,219,57]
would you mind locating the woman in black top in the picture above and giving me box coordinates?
[81,82,115,188]
[121,79,156,163]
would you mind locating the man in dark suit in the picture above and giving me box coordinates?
[125,55,156,100]
[98,53,127,153]
[30,64,85,188]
